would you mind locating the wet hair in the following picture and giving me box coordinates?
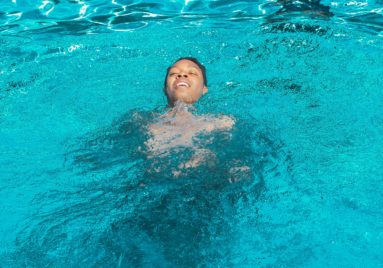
[163,57,208,104]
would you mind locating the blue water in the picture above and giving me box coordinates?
[1,0,383,267]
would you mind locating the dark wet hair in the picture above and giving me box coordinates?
[163,57,208,104]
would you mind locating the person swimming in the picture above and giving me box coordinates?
[145,57,238,177]
[69,57,260,185]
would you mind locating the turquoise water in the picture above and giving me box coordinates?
[1,0,383,267]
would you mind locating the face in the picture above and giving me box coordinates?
[165,59,208,105]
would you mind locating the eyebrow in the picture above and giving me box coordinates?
[169,66,201,72]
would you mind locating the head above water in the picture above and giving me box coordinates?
[164,57,208,106]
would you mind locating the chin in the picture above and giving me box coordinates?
[174,94,195,104]
[172,99,193,105]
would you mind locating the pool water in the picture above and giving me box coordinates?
[1,0,383,267]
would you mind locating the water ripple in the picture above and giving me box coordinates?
[0,1,382,35]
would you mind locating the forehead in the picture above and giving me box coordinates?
[171,60,202,71]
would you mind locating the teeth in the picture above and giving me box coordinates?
[177,82,188,87]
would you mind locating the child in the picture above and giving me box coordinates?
[145,57,236,176]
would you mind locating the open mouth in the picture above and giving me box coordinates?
[176,82,189,88]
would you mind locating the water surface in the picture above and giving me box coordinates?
[1,0,383,267]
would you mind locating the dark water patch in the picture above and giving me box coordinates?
[256,78,304,95]
[0,23,19,33]
[22,20,101,36]
[5,108,293,266]
[90,14,112,24]
[19,9,49,21]
[220,78,306,99]
[307,101,320,109]
[66,111,149,174]
[0,73,39,99]
[110,13,171,25]
[346,12,383,32]
[231,34,323,69]
[4,47,38,61]
[268,0,333,20]
[263,22,330,36]
[128,2,166,11]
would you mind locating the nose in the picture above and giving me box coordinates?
[177,73,188,78]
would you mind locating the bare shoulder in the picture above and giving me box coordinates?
[214,115,235,130]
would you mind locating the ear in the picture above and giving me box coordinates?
[202,86,208,95]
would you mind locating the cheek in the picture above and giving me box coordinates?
[166,77,172,88]
[195,79,204,90]
[166,78,175,93]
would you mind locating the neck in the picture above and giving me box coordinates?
[166,101,195,117]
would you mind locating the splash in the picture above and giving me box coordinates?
[145,101,234,158]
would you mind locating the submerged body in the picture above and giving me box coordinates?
[145,101,236,176]
[126,107,264,266]
[146,102,234,156]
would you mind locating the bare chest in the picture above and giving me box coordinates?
[145,115,234,157]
